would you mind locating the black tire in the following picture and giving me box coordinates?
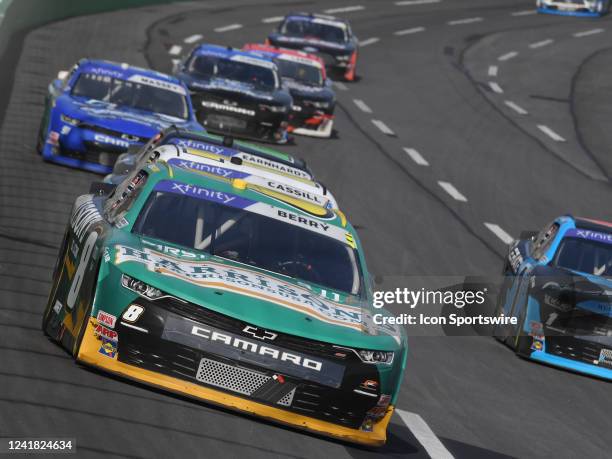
[71,261,100,358]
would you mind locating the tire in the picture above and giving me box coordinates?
[71,261,100,358]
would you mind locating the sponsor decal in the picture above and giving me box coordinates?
[155,180,255,207]
[566,228,612,245]
[509,245,523,272]
[230,54,277,70]
[53,300,63,314]
[115,246,363,330]
[94,323,118,342]
[97,310,117,328]
[127,74,186,95]
[167,158,249,179]
[70,196,103,242]
[115,217,129,229]
[201,100,255,117]
[98,339,117,358]
[264,180,325,205]
[359,379,379,390]
[598,348,612,366]
[93,133,130,148]
[276,209,329,232]
[169,138,231,155]
[87,67,124,79]
[237,153,310,179]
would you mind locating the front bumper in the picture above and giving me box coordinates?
[42,125,143,174]
[289,107,334,138]
[526,336,612,380]
[77,301,395,445]
[537,5,605,16]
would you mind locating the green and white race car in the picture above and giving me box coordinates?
[42,160,406,445]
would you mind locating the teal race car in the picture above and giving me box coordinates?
[42,160,407,445]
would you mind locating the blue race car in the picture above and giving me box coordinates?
[494,216,612,381]
[537,0,610,16]
[174,45,293,144]
[37,59,203,174]
[267,13,359,82]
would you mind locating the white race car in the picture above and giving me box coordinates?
[537,0,610,16]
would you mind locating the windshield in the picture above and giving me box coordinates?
[189,55,277,91]
[276,59,322,86]
[553,237,612,277]
[281,19,347,43]
[132,188,362,295]
[71,73,188,120]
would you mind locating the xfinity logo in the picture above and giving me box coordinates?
[191,325,322,371]
[242,325,277,341]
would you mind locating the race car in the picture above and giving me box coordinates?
[537,0,610,16]
[42,161,407,446]
[243,44,336,138]
[267,13,359,82]
[106,126,316,186]
[37,59,203,174]
[110,142,339,210]
[494,216,612,380]
[175,45,293,143]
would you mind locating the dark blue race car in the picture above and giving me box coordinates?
[37,59,203,174]
[175,45,293,143]
[537,0,610,16]
[267,13,359,82]
[495,216,612,381]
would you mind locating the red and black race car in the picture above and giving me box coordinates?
[244,44,336,138]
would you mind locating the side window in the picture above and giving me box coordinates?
[532,222,560,261]
[104,169,148,224]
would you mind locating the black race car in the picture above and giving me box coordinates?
[267,13,359,82]
[175,44,293,143]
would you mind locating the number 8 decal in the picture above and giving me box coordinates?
[66,231,98,310]
[122,304,144,323]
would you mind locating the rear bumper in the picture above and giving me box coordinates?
[77,319,393,446]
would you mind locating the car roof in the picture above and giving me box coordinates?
[283,12,349,26]
[150,144,337,210]
[76,58,184,86]
[143,161,355,243]
[242,43,326,75]
[574,217,612,234]
[152,126,311,173]
[191,44,277,68]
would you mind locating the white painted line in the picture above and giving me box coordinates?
[394,26,426,36]
[404,147,429,166]
[448,17,483,26]
[359,37,380,47]
[488,65,498,77]
[498,51,518,61]
[324,5,364,14]
[353,99,373,113]
[511,9,537,16]
[573,28,604,38]
[168,45,182,56]
[397,410,454,459]
[371,119,395,136]
[262,16,284,23]
[484,223,514,245]
[214,23,243,33]
[438,181,468,202]
[529,39,553,49]
[489,82,503,94]
[396,0,440,5]
[183,34,203,44]
[333,81,348,91]
[504,100,528,115]
[537,125,566,142]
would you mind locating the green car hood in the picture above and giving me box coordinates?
[107,233,402,351]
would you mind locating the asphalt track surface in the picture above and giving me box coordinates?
[0,1,611,458]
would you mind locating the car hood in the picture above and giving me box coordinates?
[283,79,333,100]
[107,235,403,350]
[68,98,191,136]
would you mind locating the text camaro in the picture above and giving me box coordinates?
[42,162,407,446]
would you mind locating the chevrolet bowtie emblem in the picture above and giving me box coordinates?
[242,325,278,341]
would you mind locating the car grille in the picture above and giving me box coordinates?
[546,336,612,368]
[80,123,148,143]
[196,358,270,395]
